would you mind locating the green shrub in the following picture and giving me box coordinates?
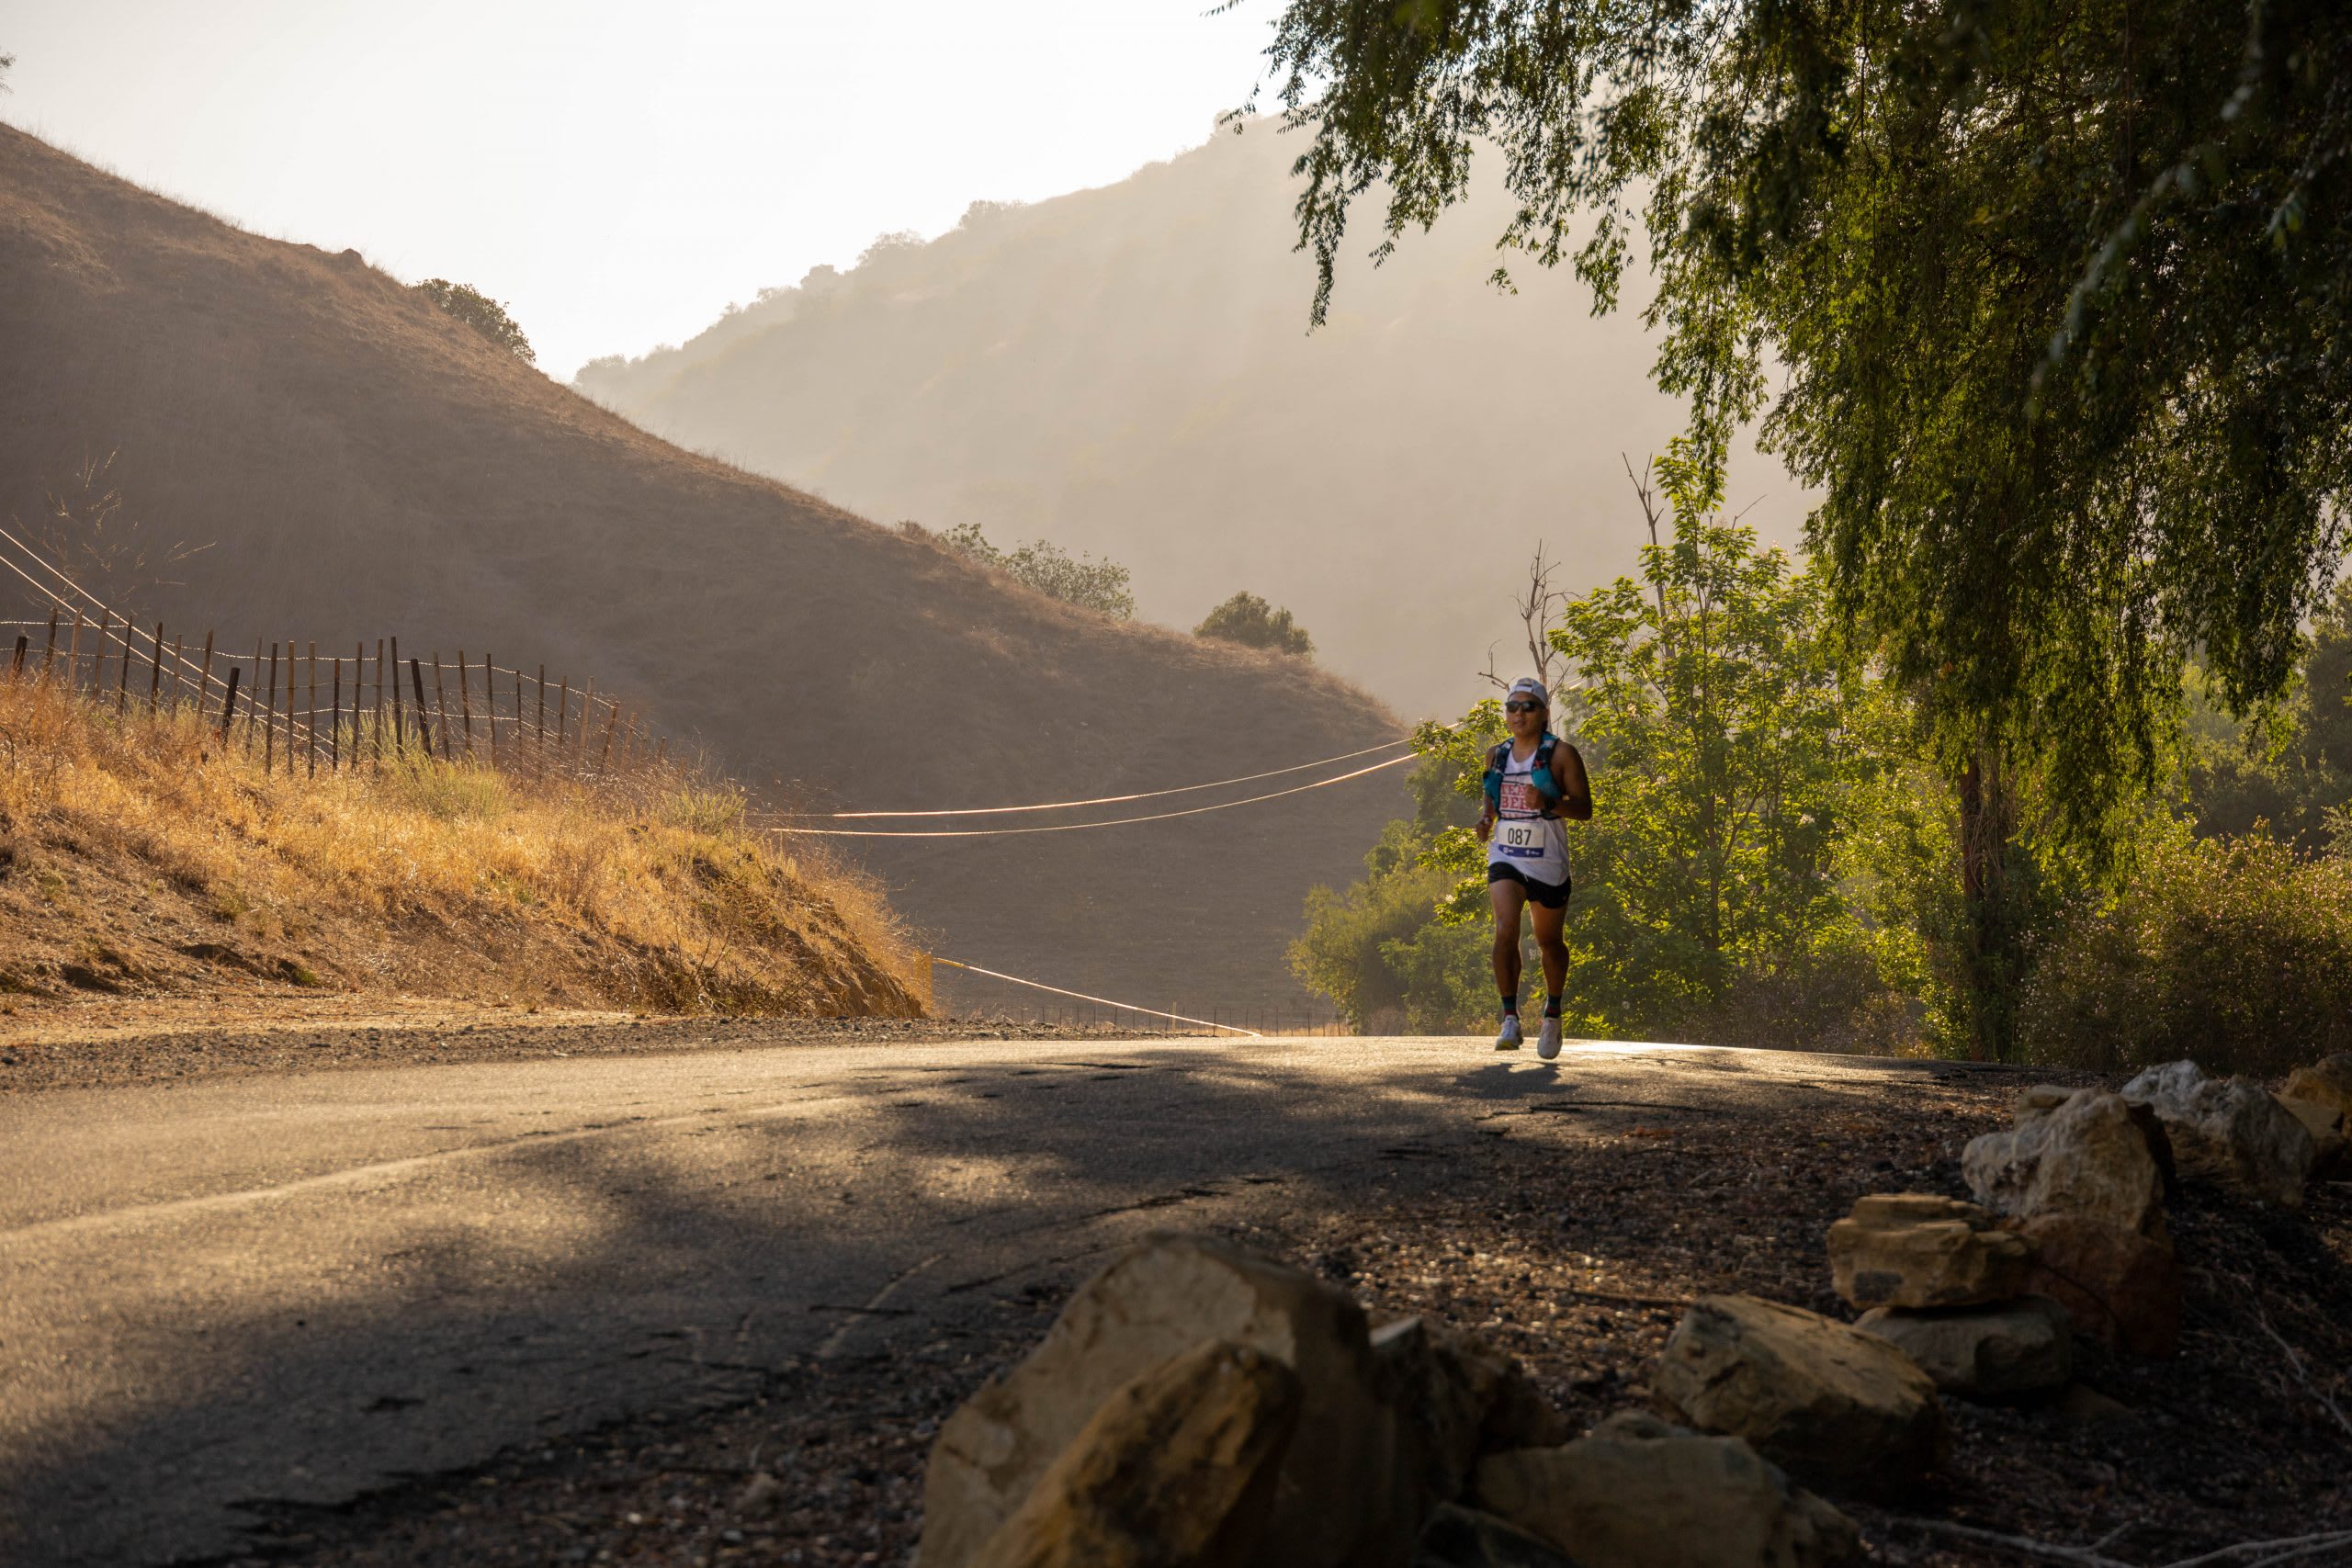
[384,755,512,821]
[2018,834,2352,1077]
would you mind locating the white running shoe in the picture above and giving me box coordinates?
[1537,1015,1563,1060]
[1493,1014,1524,1051]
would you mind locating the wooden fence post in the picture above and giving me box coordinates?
[555,678,570,751]
[264,642,279,775]
[9,635,25,678]
[91,610,108,698]
[512,664,524,776]
[409,658,433,758]
[536,665,548,755]
[65,611,83,695]
[594,702,619,774]
[148,622,164,713]
[246,638,262,753]
[580,681,595,760]
[331,656,342,773]
[431,654,451,759]
[167,631,183,710]
[198,631,215,716]
[282,637,296,777]
[40,610,59,682]
[390,637,404,757]
[454,650,474,759]
[115,615,133,713]
[305,642,318,778]
[375,638,387,764]
[219,665,242,741]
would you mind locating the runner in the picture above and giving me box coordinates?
[1476,676,1591,1058]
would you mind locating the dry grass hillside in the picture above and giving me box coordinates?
[576,122,1806,718]
[0,124,1405,1012]
[0,673,920,1021]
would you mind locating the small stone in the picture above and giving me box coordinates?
[2120,1060,2315,1207]
[1962,1089,2168,1235]
[734,1472,784,1517]
[1826,1194,2031,1310]
[1411,1503,1578,1568]
[2054,1382,2136,1430]
[1649,1294,1943,1498]
[1855,1296,2073,1401]
[1474,1413,1861,1568]
[2018,1213,2182,1358]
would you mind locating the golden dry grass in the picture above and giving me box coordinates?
[0,674,924,1019]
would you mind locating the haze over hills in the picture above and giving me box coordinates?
[577,121,1806,718]
[0,122,1404,1012]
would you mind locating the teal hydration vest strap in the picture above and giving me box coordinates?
[1484,735,1565,816]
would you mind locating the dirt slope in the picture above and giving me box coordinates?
[0,124,1404,1010]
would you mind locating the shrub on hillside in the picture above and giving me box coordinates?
[1195,592,1314,657]
[937,522,1134,619]
[2017,833,2352,1077]
[413,278,536,365]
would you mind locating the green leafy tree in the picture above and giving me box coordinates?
[1298,457,1950,1045]
[1258,0,2352,1057]
[2182,579,2352,850]
[940,523,1135,619]
[1195,592,1315,656]
[413,278,536,365]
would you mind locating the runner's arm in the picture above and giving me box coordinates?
[1555,743,1593,821]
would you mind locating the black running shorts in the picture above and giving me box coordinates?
[1488,861,1571,909]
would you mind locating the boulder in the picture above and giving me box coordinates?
[2012,1085,2079,1126]
[921,1233,1484,1568]
[1413,1504,1582,1568]
[1826,1194,2032,1310]
[1962,1089,2169,1235]
[2018,1213,2183,1358]
[1855,1296,2073,1401]
[2281,1054,2352,1121]
[1372,1314,1571,1502]
[1649,1295,1942,1498]
[2274,1093,2346,1179]
[1475,1413,1861,1568]
[967,1339,1302,1568]
[2120,1060,2315,1207]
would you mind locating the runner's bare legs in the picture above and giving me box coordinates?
[1489,879,1568,1011]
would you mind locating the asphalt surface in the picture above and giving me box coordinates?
[0,1033,1971,1566]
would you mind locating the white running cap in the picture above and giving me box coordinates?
[1505,677,1549,707]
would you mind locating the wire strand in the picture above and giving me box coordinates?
[772,752,1412,838]
[933,957,1261,1037]
[806,737,1411,818]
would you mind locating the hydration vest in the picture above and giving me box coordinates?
[1484,734,1570,818]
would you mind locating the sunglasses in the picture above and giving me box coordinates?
[1504,701,1544,714]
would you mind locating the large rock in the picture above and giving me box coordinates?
[1372,1314,1571,1502]
[1413,1504,1581,1568]
[922,1233,1515,1568]
[2120,1060,2315,1207]
[1962,1089,2169,1235]
[2018,1213,2183,1358]
[2274,1093,2346,1179]
[967,1339,1301,1568]
[1855,1296,2073,1401]
[1826,1194,2031,1310]
[1475,1413,1861,1568]
[2282,1054,2352,1121]
[1649,1295,1942,1498]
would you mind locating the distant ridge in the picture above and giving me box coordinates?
[0,122,1403,1009]
[577,122,1804,717]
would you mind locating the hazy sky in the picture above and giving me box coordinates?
[1,1,1285,378]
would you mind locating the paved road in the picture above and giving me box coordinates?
[0,1034,1965,1565]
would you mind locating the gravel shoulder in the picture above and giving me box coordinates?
[0,1000,1172,1097]
[163,1046,2352,1568]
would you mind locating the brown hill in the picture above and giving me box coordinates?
[0,124,1405,1013]
[576,123,1805,718]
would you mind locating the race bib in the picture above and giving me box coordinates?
[1496,819,1545,857]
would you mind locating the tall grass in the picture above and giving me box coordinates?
[0,672,922,1016]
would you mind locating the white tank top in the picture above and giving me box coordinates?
[1487,739,1571,883]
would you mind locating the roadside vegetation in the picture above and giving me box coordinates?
[0,671,922,1018]
[1295,457,2352,1073]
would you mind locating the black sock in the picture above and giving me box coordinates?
[1500,996,1519,1017]
[1544,996,1563,1019]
